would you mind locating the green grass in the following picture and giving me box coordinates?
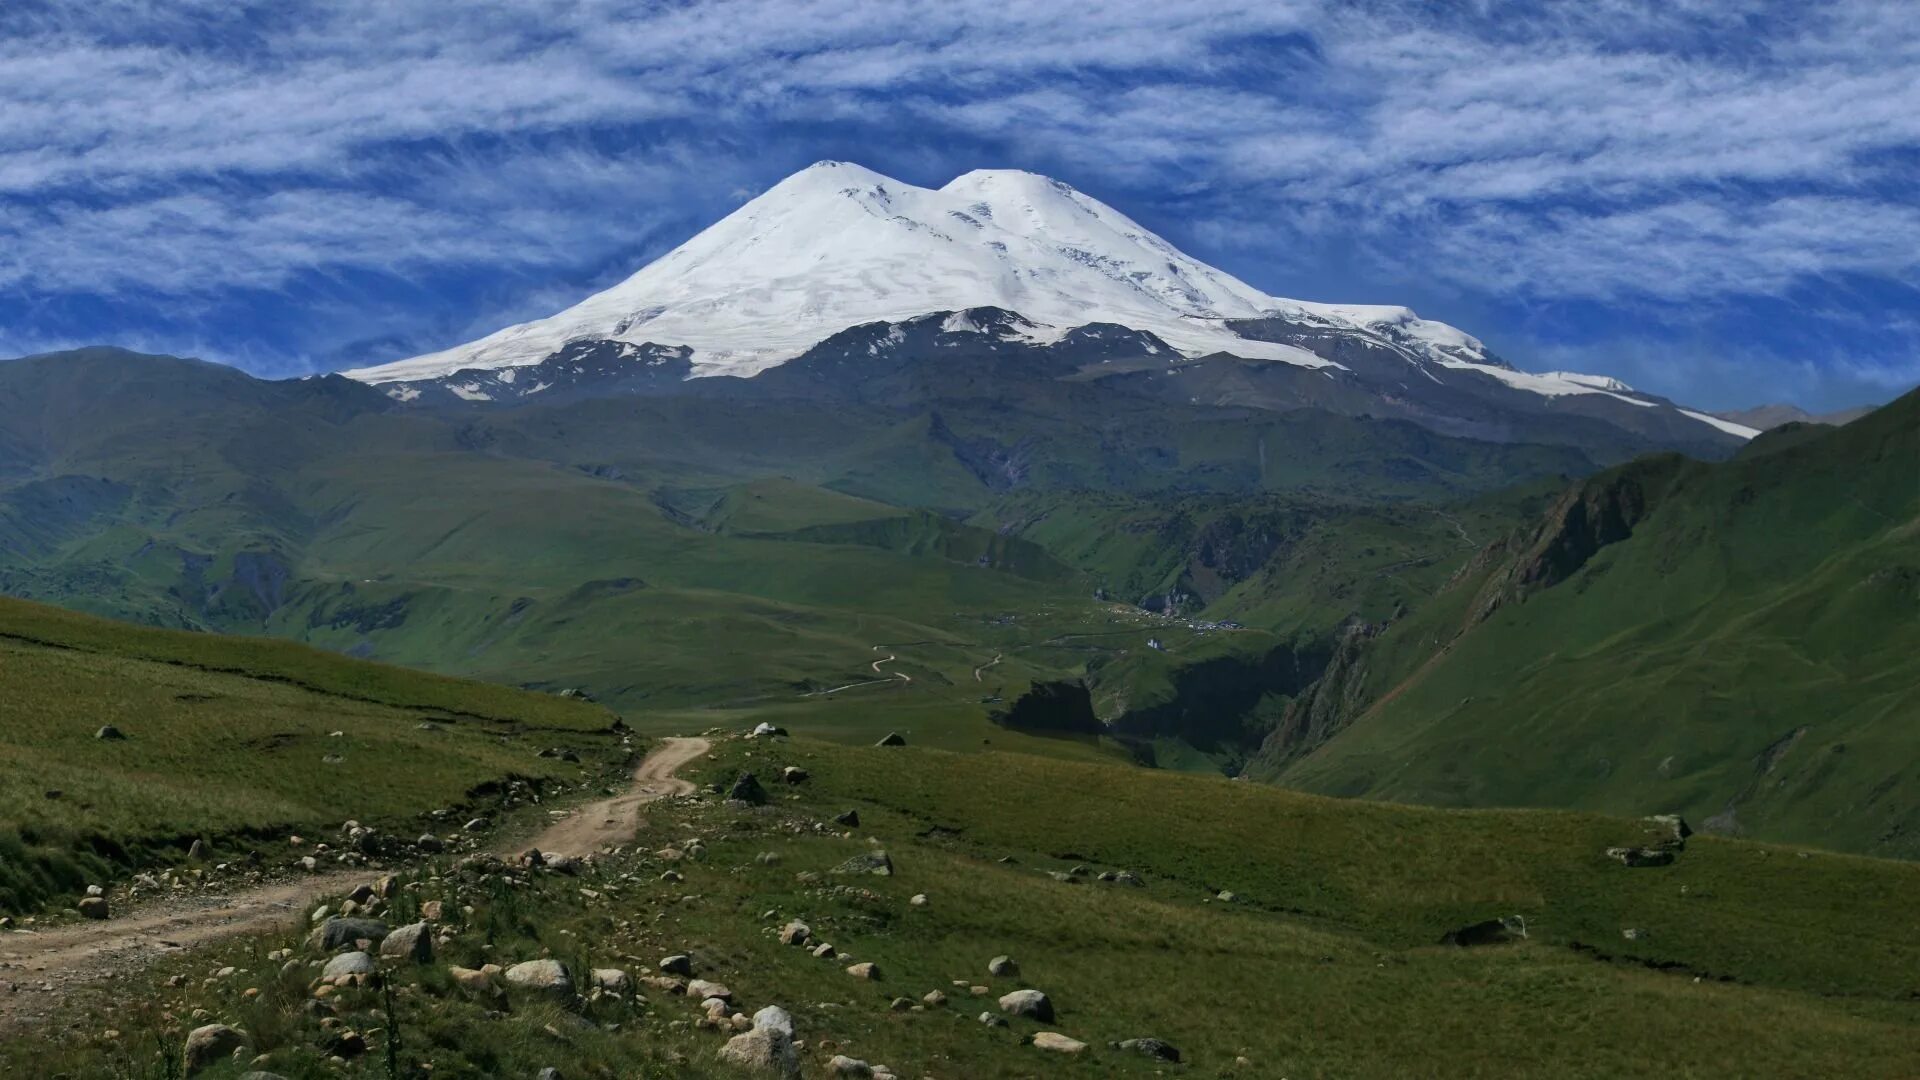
[0,595,615,913]
[16,735,1918,1078]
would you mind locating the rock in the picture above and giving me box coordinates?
[1441,916,1527,946]
[750,722,787,738]
[420,899,445,921]
[845,962,881,980]
[77,896,110,920]
[888,996,913,1011]
[922,990,947,1007]
[309,918,389,953]
[320,1028,368,1058]
[321,951,375,979]
[346,883,375,904]
[239,1073,290,1080]
[688,978,733,1001]
[447,965,500,995]
[716,1026,800,1078]
[463,818,490,832]
[832,810,860,828]
[1607,846,1676,868]
[998,988,1054,1022]
[977,1012,1009,1027]
[1647,814,1693,849]
[987,955,1018,977]
[875,732,906,747]
[378,921,433,963]
[752,1005,795,1038]
[1622,927,1648,941]
[909,893,929,907]
[811,942,837,959]
[1113,871,1145,887]
[187,839,207,861]
[591,968,632,993]
[183,1024,248,1075]
[1031,1032,1087,1054]
[728,772,769,804]
[95,724,127,741]
[1215,889,1238,903]
[504,959,573,997]
[832,851,894,877]
[781,766,809,784]
[538,1070,563,1080]
[827,1056,874,1077]
[1116,1036,1182,1062]
[660,954,694,976]
[415,834,444,853]
[779,920,811,946]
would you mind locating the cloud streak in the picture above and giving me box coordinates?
[0,0,1914,406]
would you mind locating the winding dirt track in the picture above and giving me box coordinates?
[0,736,710,1030]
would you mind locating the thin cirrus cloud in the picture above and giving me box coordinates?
[0,0,1914,408]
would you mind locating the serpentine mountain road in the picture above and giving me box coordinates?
[0,736,711,1030]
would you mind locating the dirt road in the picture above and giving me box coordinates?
[0,736,710,1029]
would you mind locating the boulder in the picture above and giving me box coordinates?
[752,1005,795,1038]
[1607,846,1676,868]
[832,810,860,828]
[922,989,947,1007]
[750,722,787,739]
[321,951,375,979]
[183,1024,248,1075]
[781,766,809,784]
[309,917,389,953]
[909,893,929,907]
[447,965,501,995]
[77,896,110,920]
[95,725,128,741]
[845,962,881,980]
[659,954,694,976]
[998,988,1054,1022]
[716,1026,800,1078]
[1646,814,1694,849]
[1440,916,1527,947]
[1116,1036,1182,1062]
[987,955,1018,977]
[1031,1032,1087,1054]
[779,920,811,946]
[378,921,433,963]
[591,968,632,993]
[832,851,894,877]
[504,959,573,997]
[977,1012,1009,1027]
[688,978,732,1000]
[875,732,906,747]
[1113,871,1146,887]
[827,1057,874,1077]
[728,772,769,805]
[415,833,445,853]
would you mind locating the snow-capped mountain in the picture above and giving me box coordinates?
[343,160,1756,444]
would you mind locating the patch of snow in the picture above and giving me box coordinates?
[1677,408,1760,439]
[446,383,493,401]
[1435,359,1655,407]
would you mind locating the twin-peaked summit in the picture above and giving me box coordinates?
[346,160,1489,383]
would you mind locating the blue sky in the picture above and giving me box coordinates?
[1,1,1916,411]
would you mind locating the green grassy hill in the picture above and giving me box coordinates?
[1262,389,1920,857]
[18,735,1919,1077]
[0,594,615,913]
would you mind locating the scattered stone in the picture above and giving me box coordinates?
[95,725,128,741]
[998,989,1054,1022]
[845,962,881,980]
[1113,871,1145,887]
[811,942,837,959]
[321,952,375,980]
[183,1024,248,1075]
[1215,889,1238,903]
[1646,814,1693,849]
[688,978,733,1001]
[1441,916,1527,946]
[1031,1032,1087,1054]
[659,954,694,976]
[415,834,444,853]
[309,918,389,953]
[463,818,490,832]
[591,968,632,993]
[888,996,913,1011]
[832,851,894,877]
[922,990,947,1008]
[909,893,929,907]
[752,1006,795,1038]
[420,899,445,922]
[728,772,769,805]
[977,1012,1009,1028]
[1606,846,1676,868]
[716,1026,800,1078]
[827,1056,874,1077]
[750,722,787,739]
[987,955,1018,977]
[378,922,433,963]
[1116,1037,1182,1062]
[1622,927,1648,941]
[187,839,207,861]
[832,810,860,828]
[781,766,809,784]
[779,920,811,946]
[875,732,906,747]
[447,965,500,995]
[504,959,573,998]
[538,1069,563,1080]
[77,896,110,920]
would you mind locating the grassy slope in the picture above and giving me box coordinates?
[0,595,613,912]
[18,736,1918,1078]
[1277,389,1920,857]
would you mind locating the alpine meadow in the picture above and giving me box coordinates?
[1,5,1916,1078]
